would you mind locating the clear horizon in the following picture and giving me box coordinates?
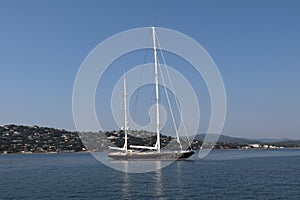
[0,0,299,140]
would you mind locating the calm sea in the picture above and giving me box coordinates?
[1,149,300,199]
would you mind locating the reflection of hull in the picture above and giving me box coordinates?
[108,150,194,160]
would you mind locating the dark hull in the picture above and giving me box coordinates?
[108,150,194,161]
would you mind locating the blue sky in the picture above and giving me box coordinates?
[0,0,299,139]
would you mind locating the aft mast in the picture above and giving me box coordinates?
[108,73,129,152]
[152,26,161,153]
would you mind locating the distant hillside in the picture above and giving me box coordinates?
[251,138,292,143]
[194,134,261,145]
[1,125,299,154]
[271,140,300,147]
[0,125,177,153]
[0,124,85,153]
[194,134,300,147]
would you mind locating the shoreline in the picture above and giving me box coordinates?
[1,151,89,155]
[2,147,300,155]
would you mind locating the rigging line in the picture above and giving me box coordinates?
[155,33,182,150]
[148,69,156,145]
[158,63,182,150]
[149,30,157,132]
[120,71,125,131]
[131,64,144,123]
[150,75,156,112]
[132,30,152,123]
[156,33,192,148]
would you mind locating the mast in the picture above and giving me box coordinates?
[123,73,128,152]
[152,26,160,152]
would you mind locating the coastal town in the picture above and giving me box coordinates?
[0,124,85,154]
[0,124,299,154]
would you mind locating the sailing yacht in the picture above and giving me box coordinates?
[108,27,194,160]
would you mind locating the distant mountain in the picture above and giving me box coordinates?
[194,134,300,146]
[194,134,262,145]
[271,140,300,147]
[251,138,292,143]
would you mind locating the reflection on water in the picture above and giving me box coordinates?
[155,161,163,198]
[175,161,183,190]
[121,161,164,199]
[122,161,130,199]
[91,152,173,173]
